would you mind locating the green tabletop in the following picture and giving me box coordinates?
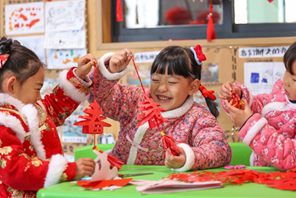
[37,165,295,198]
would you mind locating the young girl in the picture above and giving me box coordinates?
[92,45,231,171]
[219,42,296,170]
[0,37,96,197]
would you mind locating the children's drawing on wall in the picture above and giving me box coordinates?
[45,0,85,32]
[126,68,151,87]
[201,63,219,84]
[46,49,87,69]
[44,29,86,49]
[62,102,87,144]
[13,36,46,63]
[5,2,44,35]
[44,0,86,49]
[244,62,285,95]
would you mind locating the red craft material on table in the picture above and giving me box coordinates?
[169,169,296,191]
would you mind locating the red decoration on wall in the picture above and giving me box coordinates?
[267,0,273,3]
[207,1,216,41]
[116,0,123,22]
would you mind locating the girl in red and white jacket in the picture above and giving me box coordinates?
[220,42,296,170]
[0,37,96,197]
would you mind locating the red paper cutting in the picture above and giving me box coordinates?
[74,101,111,135]
[77,178,132,190]
[169,169,296,191]
[229,92,245,110]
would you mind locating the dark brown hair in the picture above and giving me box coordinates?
[0,37,43,91]
[150,46,219,117]
[284,42,296,75]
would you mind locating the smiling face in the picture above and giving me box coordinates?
[150,72,199,111]
[283,61,296,101]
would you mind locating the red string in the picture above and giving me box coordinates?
[131,57,146,94]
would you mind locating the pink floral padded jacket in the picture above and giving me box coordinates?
[222,80,296,170]
[92,53,231,171]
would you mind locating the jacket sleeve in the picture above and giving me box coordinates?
[238,113,296,170]
[173,109,231,171]
[39,67,92,126]
[91,52,143,124]
[0,126,76,191]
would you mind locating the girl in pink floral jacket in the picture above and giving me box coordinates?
[92,45,231,172]
[220,42,296,170]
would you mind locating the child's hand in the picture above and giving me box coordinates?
[76,54,97,80]
[164,148,186,169]
[109,49,133,73]
[225,99,253,127]
[219,81,241,100]
[74,158,96,180]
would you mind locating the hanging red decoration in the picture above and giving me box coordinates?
[74,101,111,135]
[116,0,123,22]
[131,57,180,156]
[267,0,273,3]
[137,95,165,128]
[161,131,181,156]
[207,1,216,41]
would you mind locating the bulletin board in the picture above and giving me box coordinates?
[2,0,296,147]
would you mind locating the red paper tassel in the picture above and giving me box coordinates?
[116,0,123,22]
[107,154,124,170]
[161,131,181,156]
[207,3,216,41]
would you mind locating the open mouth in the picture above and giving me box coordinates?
[156,95,172,102]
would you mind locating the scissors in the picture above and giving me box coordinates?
[118,172,153,178]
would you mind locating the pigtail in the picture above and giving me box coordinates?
[199,84,219,117]
[190,44,219,118]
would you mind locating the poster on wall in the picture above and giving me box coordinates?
[200,63,219,84]
[45,0,85,32]
[5,2,44,35]
[12,36,46,63]
[244,62,285,95]
[46,49,87,69]
[44,29,86,49]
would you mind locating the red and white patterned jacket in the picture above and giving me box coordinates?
[92,53,231,172]
[222,80,296,170]
[0,68,91,197]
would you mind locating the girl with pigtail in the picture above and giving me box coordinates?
[92,44,231,171]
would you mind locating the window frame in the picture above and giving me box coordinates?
[111,0,296,42]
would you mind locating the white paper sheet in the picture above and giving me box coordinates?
[12,36,46,63]
[44,29,86,49]
[46,49,87,69]
[244,62,285,95]
[45,0,85,32]
[5,2,44,35]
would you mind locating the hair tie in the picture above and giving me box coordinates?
[0,39,12,69]
[199,85,216,101]
[190,44,206,65]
